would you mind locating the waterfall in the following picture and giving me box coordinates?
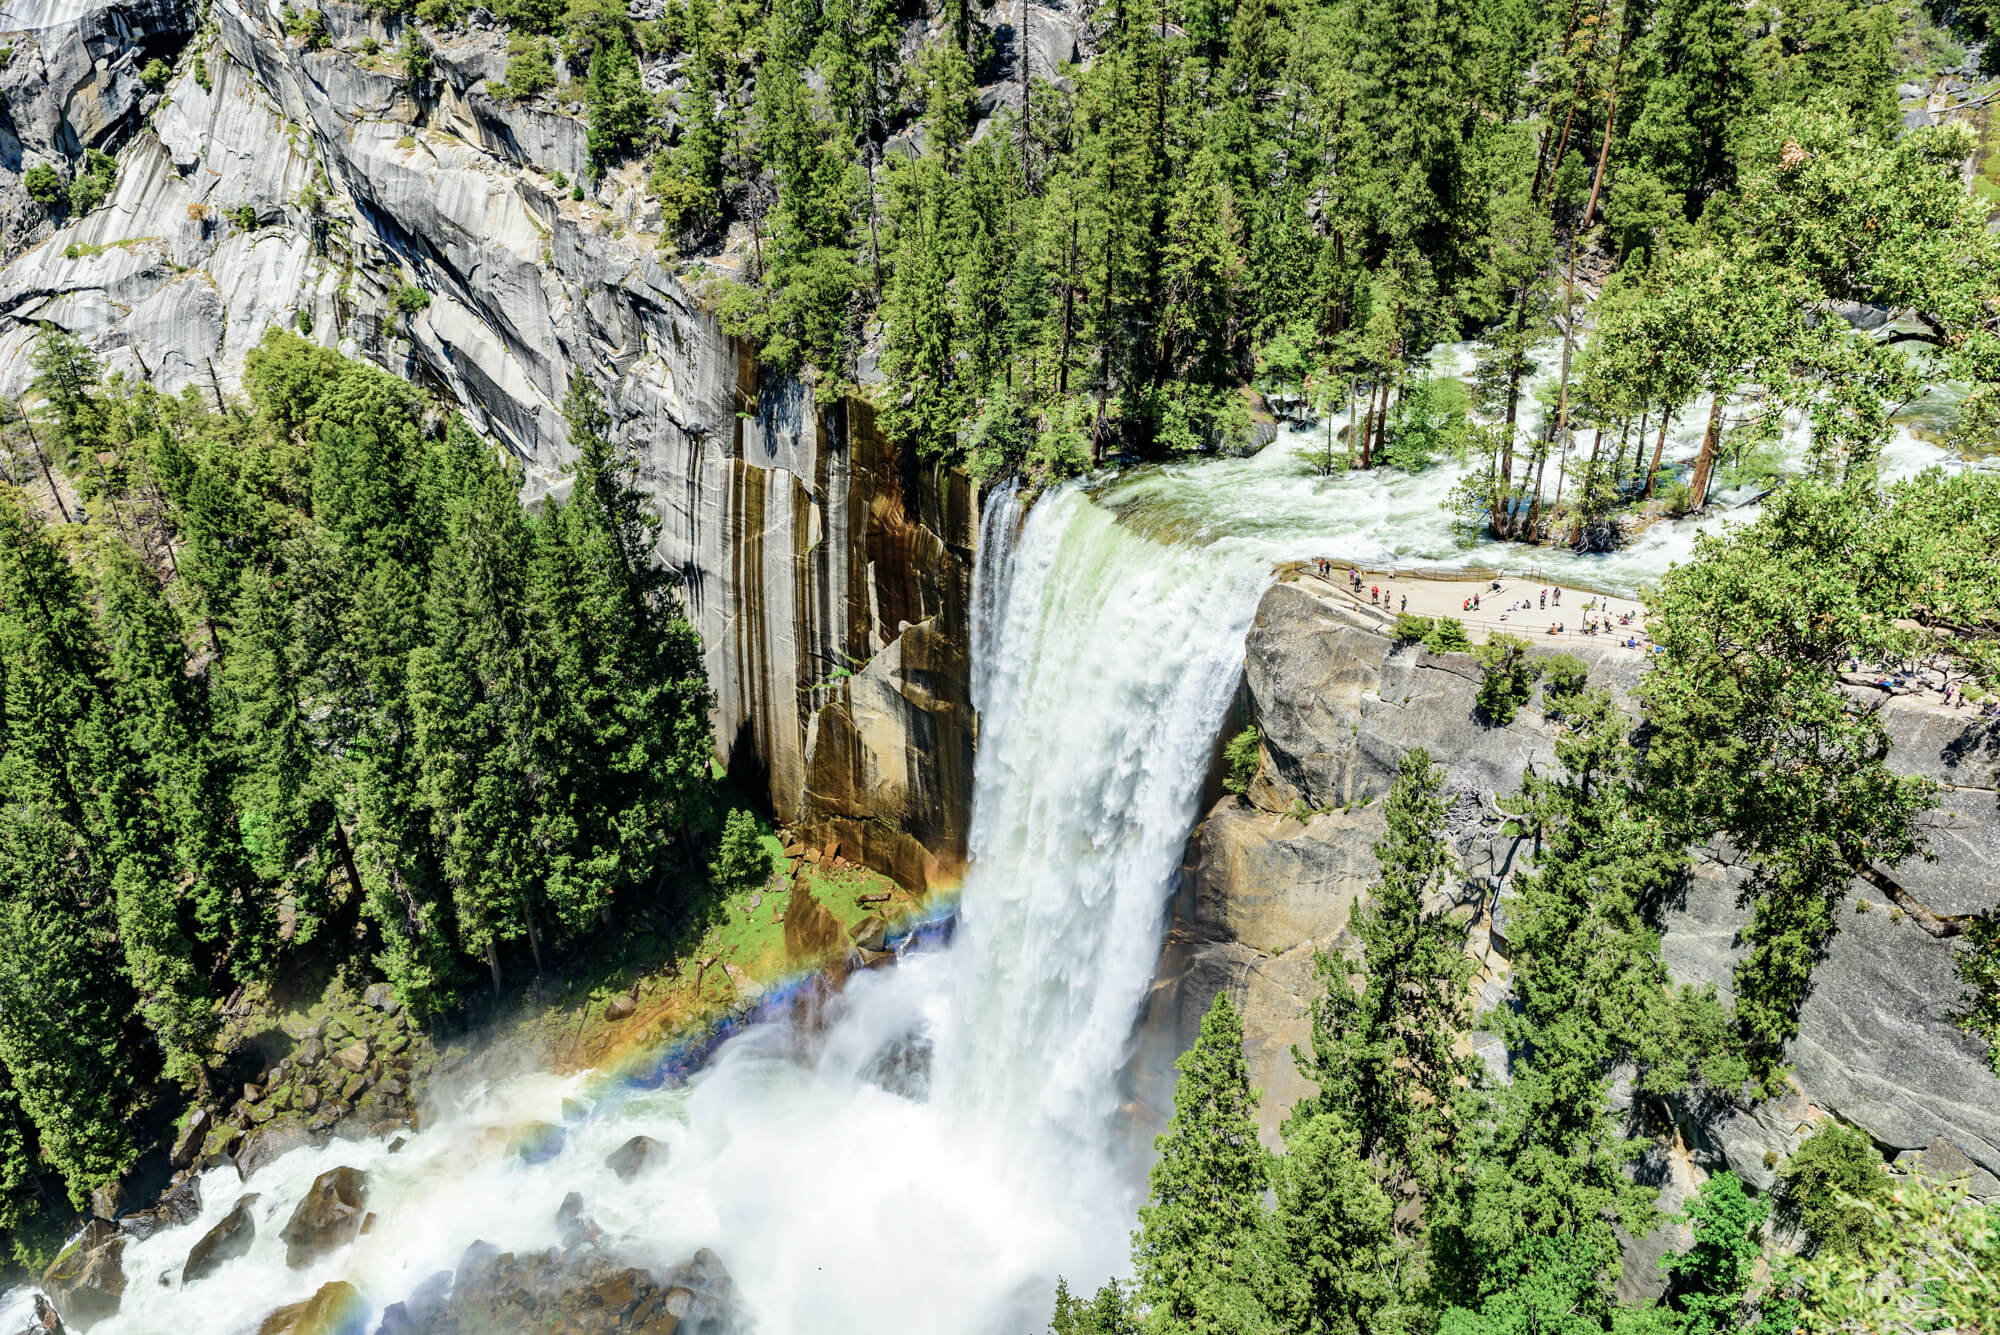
[19,480,1274,1335]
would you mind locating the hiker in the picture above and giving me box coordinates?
[1400,594,1406,612]
[1539,589,1546,609]
[1473,593,1480,610]
[1553,588,1561,605]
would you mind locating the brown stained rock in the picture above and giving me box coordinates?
[280,1167,367,1268]
[183,1194,258,1283]
[847,914,888,953]
[782,882,845,965]
[255,1280,367,1335]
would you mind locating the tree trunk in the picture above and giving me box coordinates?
[1688,394,1723,511]
[486,938,503,995]
[520,895,546,977]
[1057,207,1078,397]
[1019,0,1032,182]
[21,416,71,523]
[1580,14,1626,233]
[1643,408,1672,498]
[1361,377,1382,469]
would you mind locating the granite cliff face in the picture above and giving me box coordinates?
[1135,575,2000,1292]
[0,0,976,889]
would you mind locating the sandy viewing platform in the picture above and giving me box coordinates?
[1286,560,1656,652]
[1281,559,1993,720]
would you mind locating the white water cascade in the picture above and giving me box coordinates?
[14,379,1987,1333]
[15,479,1282,1335]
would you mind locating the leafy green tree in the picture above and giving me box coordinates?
[1791,1173,2000,1334]
[1662,1172,1769,1335]
[709,808,772,899]
[1472,635,1541,726]
[1292,748,1475,1194]
[586,35,651,176]
[1640,473,2000,1073]
[1773,1122,1887,1257]
[1269,1111,1418,1335]
[1134,991,1270,1333]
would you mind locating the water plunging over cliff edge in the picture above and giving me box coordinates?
[6,480,1279,1335]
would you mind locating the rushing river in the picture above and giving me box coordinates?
[5,368,1986,1334]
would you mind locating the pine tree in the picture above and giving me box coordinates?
[1270,1111,1418,1335]
[1133,990,1269,1333]
[1291,747,1476,1192]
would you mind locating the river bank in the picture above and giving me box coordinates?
[22,817,937,1331]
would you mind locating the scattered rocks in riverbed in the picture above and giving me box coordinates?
[378,1239,748,1334]
[120,1176,201,1241]
[184,1193,259,1283]
[606,1134,663,1180]
[281,1167,368,1267]
[42,1221,125,1329]
[255,1279,367,1335]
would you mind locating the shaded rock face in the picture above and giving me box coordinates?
[378,1239,748,1334]
[605,1134,663,1181]
[281,1166,367,1267]
[183,1192,259,1283]
[41,1224,125,1330]
[0,0,979,898]
[118,1175,200,1241]
[1141,576,2000,1193]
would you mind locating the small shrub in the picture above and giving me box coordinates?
[1473,633,1541,726]
[1775,1121,1888,1256]
[393,283,431,314]
[1423,616,1472,655]
[283,6,329,47]
[398,36,431,84]
[67,150,117,214]
[296,306,314,335]
[360,35,381,55]
[570,183,584,201]
[1222,726,1260,797]
[22,163,63,206]
[708,808,772,899]
[1953,911,2000,1076]
[193,54,211,93]
[500,36,555,98]
[1393,612,1435,645]
[1539,653,1589,717]
[550,169,569,190]
[396,134,417,150]
[140,57,171,90]
[232,203,257,231]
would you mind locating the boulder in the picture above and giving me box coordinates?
[254,1280,367,1335]
[333,1041,371,1073]
[515,1121,566,1165]
[169,1107,212,1168]
[783,882,846,965]
[184,1194,259,1282]
[297,1037,324,1067]
[280,1167,368,1268]
[239,1120,316,1179]
[120,1176,201,1241]
[86,1181,125,1222]
[605,993,638,1021]
[43,1225,126,1329]
[605,1134,664,1180]
[361,982,400,1012]
[848,914,888,953]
